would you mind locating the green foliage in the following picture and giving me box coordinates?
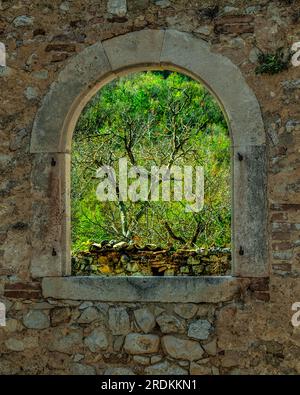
[255,48,291,75]
[72,71,231,254]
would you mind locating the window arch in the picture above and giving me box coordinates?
[30,29,267,282]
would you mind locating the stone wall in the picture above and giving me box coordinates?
[0,0,300,375]
[72,243,231,276]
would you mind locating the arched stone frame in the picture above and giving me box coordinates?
[30,29,268,287]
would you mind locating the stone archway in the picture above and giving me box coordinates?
[30,29,267,280]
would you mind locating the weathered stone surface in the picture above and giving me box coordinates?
[107,0,127,17]
[108,307,130,335]
[134,308,156,333]
[133,355,150,365]
[104,367,135,375]
[71,363,96,375]
[124,334,160,354]
[30,42,111,153]
[188,320,212,340]
[23,310,50,329]
[162,336,204,361]
[48,329,83,354]
[13,15,34,27]
[144,360,188,375]
[5,338,25,351]
[232,145,268,277]
[42,276,240,303]
[203,339,217,356]
[174,304,198,319]
[190,362,212,375]
[160,30,265,147]
[84,328,109,352]
[153,0,170,7]
[103,30,164,71]
[51,307,71,325]
[156,313,185,334]
[77,307,100,323]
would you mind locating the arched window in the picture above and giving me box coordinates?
[71,70,231,277]
[30,30,267,301]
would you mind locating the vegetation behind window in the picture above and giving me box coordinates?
[71,72,231,259]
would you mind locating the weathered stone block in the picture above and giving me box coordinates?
[156,313,186,334]
[103,30,164,71]
[124,333,160,354]
[188,319,212,340]
[144,360,188,375]
[134,308,156,333]
[84,328,109,352]
[108,307,130,335]
[162,336,204,361]
[23,310,50,329]
[42,276,241,303]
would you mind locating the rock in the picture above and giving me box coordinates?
[197,305,213,317]
[0,67,11,77]
[188,320,212,340]
[194,25,212,36]
[107,0,127,17]
[108,307,130,335]
[77,307,99,323]
[71,363,96,375]
[48,329,82,354]
[9,128,27,151]
[94,303,109,314]
[133,355,150,365]
[23,310,50,329]
[134,308,156,333]
[154,307,165,316]
[153,0,171,8]
[120,254,130,264]
[24,87,38,100]
[60,2,70,11]
[79,302,94,310]
[249,48,259,64]
[5,338,24,351]
[126,262,140,273]
[73,353,84,362]
[113,241,128,250]
[162,336,204,361]
[223,6,239,14]
[13,16,34,27]
[84,328,109,352]
[104,367,135,375]
[203,339,217,356]
[145,360,188,375]
[151,355,162,364]
[113,336,124,351]
[190,362,211,375]
[187,256,200,265]
[174,304,197,319]
[51,307,71,325]
[124,334,160,354]
[156,313,185,334]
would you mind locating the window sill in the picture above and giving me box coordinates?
[42,276,241,303]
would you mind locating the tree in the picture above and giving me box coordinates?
[71,71,231,253]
